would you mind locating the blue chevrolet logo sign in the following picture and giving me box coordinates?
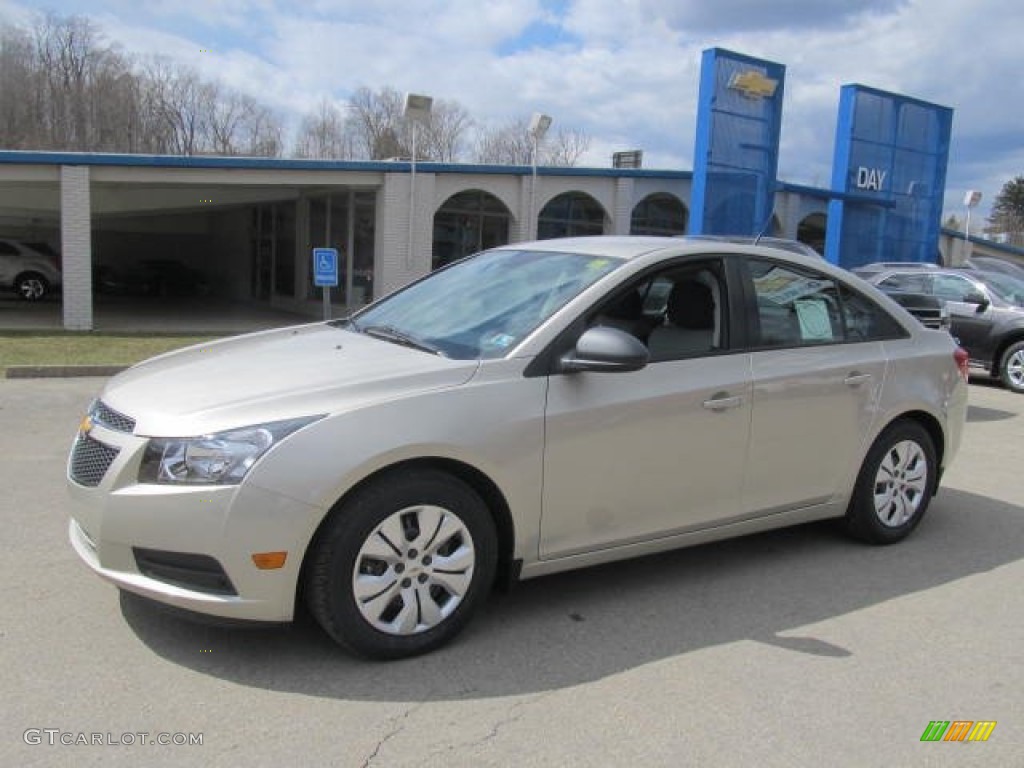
[312,248,339,287]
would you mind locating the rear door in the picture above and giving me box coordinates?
[740,259,901,514]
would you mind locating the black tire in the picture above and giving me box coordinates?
[15,272,49,301]
[999,341,1024,394]
[844,420,937,545]
[305,469,497,659]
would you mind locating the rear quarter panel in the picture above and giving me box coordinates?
[876,331,967,473]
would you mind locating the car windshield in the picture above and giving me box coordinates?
[979,272,1024,307]
[343,248,623,359]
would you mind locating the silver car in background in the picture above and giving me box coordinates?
[0,238,62,300]
[67,237,968,659]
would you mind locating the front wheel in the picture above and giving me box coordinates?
[844,420,937,545]
[305,469,497,659]
[1000,341,1024,394]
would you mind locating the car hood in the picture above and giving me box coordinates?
[100,323,480,436]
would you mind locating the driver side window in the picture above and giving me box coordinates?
[590,260,725,362]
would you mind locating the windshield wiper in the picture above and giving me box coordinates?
[361,325,446,356]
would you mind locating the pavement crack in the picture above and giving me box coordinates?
[361,703,422,768]
[463,692,556,751]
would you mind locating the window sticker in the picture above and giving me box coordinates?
[794,299,834,340]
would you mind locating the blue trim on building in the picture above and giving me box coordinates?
[0,149,692,180]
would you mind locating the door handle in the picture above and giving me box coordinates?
[844,372,873,387]
[702,394,743,411]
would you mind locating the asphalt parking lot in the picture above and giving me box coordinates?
[2,376,1022,767]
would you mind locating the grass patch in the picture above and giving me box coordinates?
[0,332,222,373]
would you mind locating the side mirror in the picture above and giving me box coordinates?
[559,326,649,373]
[964,290,989,311]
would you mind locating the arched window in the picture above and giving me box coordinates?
[537,192,606,240]
[432,190,512,270]
[630,193,688,235]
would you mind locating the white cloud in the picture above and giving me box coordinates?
[2,0,1021,218]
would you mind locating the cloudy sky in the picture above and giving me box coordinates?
[2,0,1022,220]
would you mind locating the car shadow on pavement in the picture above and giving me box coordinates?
[967,404,1018,423]
[120,487,1024,702]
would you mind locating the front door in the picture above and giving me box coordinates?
[540,356,752,558]
[540,259,752,559]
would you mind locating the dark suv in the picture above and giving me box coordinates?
[856,266,1024,393]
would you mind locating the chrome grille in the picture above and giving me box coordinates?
[70,434,119,487]
[92,401,135,433]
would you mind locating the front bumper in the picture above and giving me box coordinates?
[66,421,325,623]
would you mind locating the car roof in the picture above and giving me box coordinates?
[853,261,941,274]
[494,236,685,260]
[492,235,831,270]
[684,235,823,258]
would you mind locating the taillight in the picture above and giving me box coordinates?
[953,346,969,382]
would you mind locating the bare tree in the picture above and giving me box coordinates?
[473,117,534,165]
[345,86,406,159]
[545,127,591,167]
[293,98,353,159]
[33,13,103,149]
[0,12,578,165]
[88,46,138,151]
[420,99,473,162]
[206,85,246,155]
[473,118,590,167]
[335,86,473,161]
[140,57,215,155]
[241,102,284,157]
[0,23,39,149]
[0,12,288,157]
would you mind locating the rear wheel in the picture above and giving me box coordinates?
[15,272,49,301]
[305,469,497,659]
[1000,341,1024,394]
[844,420,936,544]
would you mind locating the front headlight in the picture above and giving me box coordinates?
[139,416,322,485]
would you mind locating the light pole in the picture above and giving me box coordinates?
[529,113,552,240]
[963,189,982,263]
[403,92,433,269]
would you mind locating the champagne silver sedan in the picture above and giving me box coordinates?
[67,236,969,659]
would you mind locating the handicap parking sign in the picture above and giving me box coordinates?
[312,248,339,287]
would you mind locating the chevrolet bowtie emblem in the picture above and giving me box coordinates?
[728,70,779,99]
[79,414,93,436]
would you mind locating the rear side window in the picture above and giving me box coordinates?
[0,241,18,255]
[838,285,906,341]
[932,274,979,302]
[879,273,931,293]
[748,259,905,347]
